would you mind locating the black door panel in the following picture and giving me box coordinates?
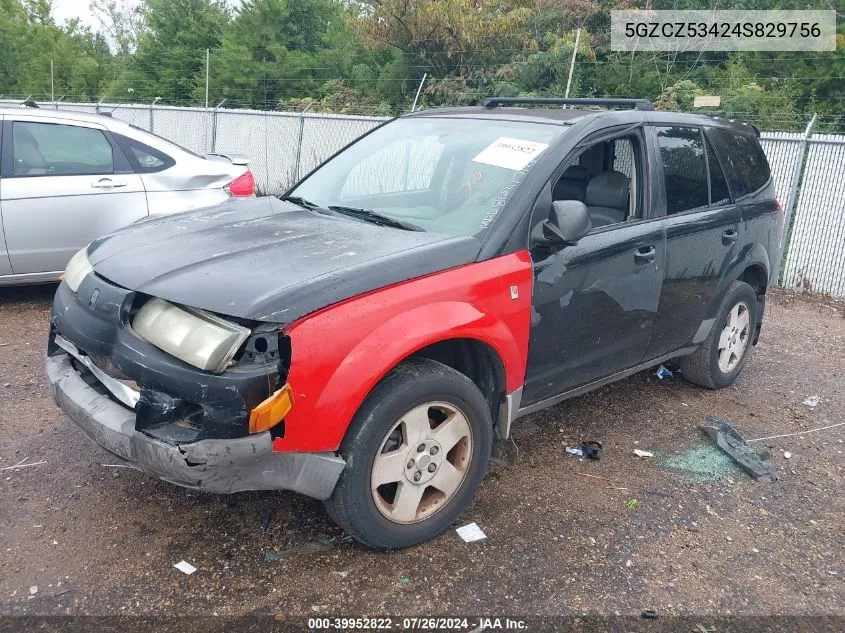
[645,206,742,359]
[643,124,743,359]
[524,221,665,405]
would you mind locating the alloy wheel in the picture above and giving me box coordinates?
[371,401,473,524]
[717,301,751,373]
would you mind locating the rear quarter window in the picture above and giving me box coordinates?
[114,133,175,173]
[707,127,770,198]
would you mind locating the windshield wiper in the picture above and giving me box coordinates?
[328,206,424,232]
[282,197,424,231]
[279,195,334,215]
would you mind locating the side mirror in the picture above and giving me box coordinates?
[531,200,592,246]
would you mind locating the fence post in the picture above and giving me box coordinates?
[205,48,210,109]
[564,28,581,99]
[209,99,228,153]
[774,113,816,285]
[149,97,161,132]
[292,101,313,182]
[411,73,427,112]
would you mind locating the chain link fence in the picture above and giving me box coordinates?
[778,132,845,296]
[2,100,844,296]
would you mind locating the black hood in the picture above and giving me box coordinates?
[88,197,480,323]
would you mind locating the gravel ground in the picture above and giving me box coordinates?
[0,284,843,619]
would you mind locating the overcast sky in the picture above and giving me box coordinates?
[52,0,119,29]
[51,0,243,32]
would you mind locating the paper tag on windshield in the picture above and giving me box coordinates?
[472,137,549,171]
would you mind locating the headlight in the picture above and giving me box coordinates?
[63,248,93,292]
[132,298,251,373]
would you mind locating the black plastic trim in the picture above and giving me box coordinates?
[482,97,654,111]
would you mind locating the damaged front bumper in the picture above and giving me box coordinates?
[46,352,345,498]
[45,277,345,499]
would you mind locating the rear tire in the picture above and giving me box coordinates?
[680,281,758,389]
[324,358,493,549]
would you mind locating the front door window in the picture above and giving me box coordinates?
[12,122,113,177]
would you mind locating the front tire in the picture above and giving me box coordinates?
[680,280,758,389]
[324,358,493,549]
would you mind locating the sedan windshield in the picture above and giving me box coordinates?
[289,117,565,236]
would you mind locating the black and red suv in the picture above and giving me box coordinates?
[46,97,781,548]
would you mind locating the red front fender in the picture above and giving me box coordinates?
[274,251,533,452]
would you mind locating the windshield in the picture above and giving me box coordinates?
[289,117,565,236]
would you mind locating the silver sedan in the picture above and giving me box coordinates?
[0,107,254,285]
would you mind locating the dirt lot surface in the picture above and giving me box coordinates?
[0,285,843,620]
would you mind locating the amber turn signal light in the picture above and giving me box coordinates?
[249,384,293,434]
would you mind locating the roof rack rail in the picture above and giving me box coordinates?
[482,97,654,111]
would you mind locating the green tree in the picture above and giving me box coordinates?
[90,0,143,57]
[0,0,840,128]
[110,0,229,103]
[23,0,53,24]
[0,0,30,96]
[352,0,530,77]
[0,0,113,101]
[208,0,339,108]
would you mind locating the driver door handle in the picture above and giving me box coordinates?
[91,178,127,189]
[634,245,656,264]
[722,228,739,244]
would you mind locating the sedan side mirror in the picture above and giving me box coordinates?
[531,200,592,246]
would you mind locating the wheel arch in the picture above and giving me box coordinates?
[736,241,771,293]
[737,259,769,344]
[306,303,518,451]
[698,252,770,348]
[405,337,507,430]
[704,244,770,320]
[738,262,769,296]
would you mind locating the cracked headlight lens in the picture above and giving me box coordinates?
[132,298,251,373]
[63,247,93,292]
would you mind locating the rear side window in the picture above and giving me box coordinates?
[707,127,770,198]
[114,133,175,173]
[12,122,113,177]
[655,126,709,214]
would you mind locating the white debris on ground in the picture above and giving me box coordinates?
[803,395,820,407]
[173,560,197,575]
[456,523,487,543]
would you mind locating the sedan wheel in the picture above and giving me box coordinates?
[371,402,473,524]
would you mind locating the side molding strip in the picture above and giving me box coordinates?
[515,348,697,419]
